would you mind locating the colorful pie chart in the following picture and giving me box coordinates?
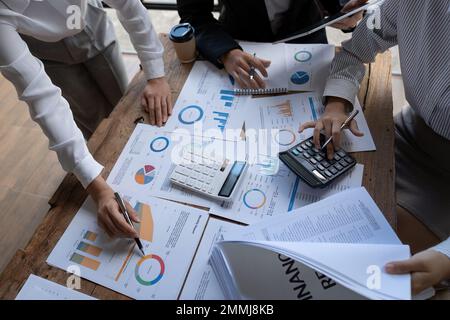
[274,129,296,146]
[290,71,310,85]
[243,189,267,210]
[134,254,165,286]
[135,165,156,185]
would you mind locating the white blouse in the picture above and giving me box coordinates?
[0,0,165,188]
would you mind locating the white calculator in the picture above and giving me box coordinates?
[170,152,247,201]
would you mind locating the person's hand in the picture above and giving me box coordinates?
[221,49,271,89]
[141,77,173,127]
[331,0,367,31]
[87,175,140,238]
[299,97,363,160]
[385,249,450,295]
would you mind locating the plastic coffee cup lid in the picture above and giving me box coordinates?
[169,23,195,43]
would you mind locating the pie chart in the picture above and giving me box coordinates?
[135,165,156,185]
[290,71,310,85]
[294,50,312,62]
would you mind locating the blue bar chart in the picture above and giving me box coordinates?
[212,111,229,132]
[219,90,235,108]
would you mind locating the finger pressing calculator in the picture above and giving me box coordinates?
[278,134,357,188]
[170,151,248,201]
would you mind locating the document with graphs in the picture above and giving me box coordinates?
[47,196,208,300]
[239,42,335,92]
[210,187,412,300]
[16,274,96,300]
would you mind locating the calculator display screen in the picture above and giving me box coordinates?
[218,161,246,197]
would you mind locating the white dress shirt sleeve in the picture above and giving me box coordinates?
[103,0,165,80]
[323,0,399,107]
[433,237,450,260]
[0,22,104,188]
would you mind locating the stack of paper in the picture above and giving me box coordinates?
[210,187,412,300]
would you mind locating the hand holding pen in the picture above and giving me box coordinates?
[220,49,271,89]
[114,192,146,256]
[321,110,359,150]
[299,97,364,159]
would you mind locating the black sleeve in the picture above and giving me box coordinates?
[177,0,242,68]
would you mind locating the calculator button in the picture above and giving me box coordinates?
[321,161,331,168]
[302,152,311,159]
[337,150,347,158]
[333,154,341,161]
[177,167,190,176]
[186,181,194,187]
[193,181,202,190]
[317,164,326,171]
[298,158,315,172]
[309,158,318,165]
[301,144,309,150]
[339,160,349,167]
[314,155,323,162]
[329,167,338,175]
[312,170,327,181]
[344,156,354,164]
[335,164,344,171]
[324,170,333,177]
[291,149,300,156]
[305,141,313,147]
[307,150,315,156]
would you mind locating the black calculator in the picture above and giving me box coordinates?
[279,134,357,188]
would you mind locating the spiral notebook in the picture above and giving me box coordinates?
[234,87,289,96]
[234,42,335,95]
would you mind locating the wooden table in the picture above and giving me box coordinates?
[0,35,400,300]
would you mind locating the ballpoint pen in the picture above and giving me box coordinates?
[114,192,145,256]
[249,53,256,80]
[321,109,359,150]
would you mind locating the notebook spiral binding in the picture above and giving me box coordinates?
[233,87,289,96]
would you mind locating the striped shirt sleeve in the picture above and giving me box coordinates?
[323,0,399,107]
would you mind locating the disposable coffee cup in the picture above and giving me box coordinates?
[169,23,197,64]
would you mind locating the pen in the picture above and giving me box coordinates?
[321,110,359,150]
[114,192,145,256]
[249,53,256,80]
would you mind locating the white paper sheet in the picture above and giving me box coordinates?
[225,187,400,244]
[163,61,249,137]
[180,218,242,300]
[47,196,208,300]
[16,274,96,300]
[284,44,335,92]
[239,42,335,92]
[239,42,289,90]
[209,162,364,225]
[242,93,376,153]
[217,241,411,300]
